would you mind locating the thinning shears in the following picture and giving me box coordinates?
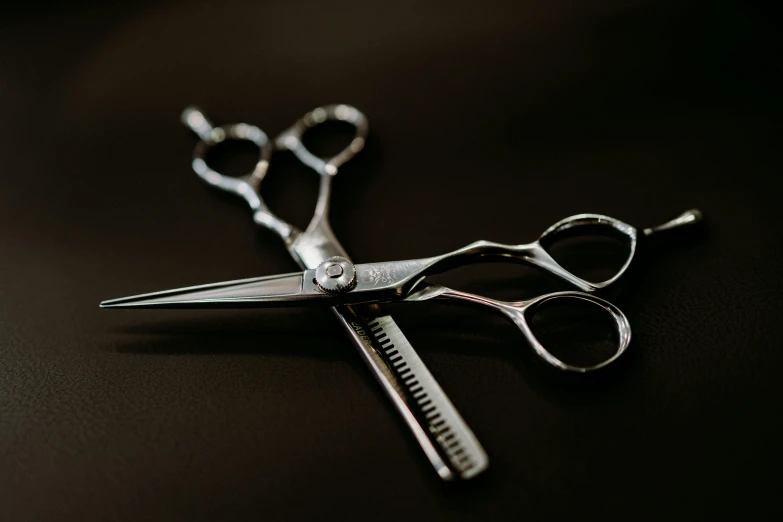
[102,104,702,480]
[106,105,489,481]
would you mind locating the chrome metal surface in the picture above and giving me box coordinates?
[343,310,487,479]
[274,104,368,176]
[642,209,703,236]
[161,105,486,480]
[101,273,314,309]
[405,286,631,373]
[104,209,702,373]
[314,257,356,294]
[348,210,703,295]
[104,103,702,478]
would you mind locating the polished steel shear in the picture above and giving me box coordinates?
[102,104,702,480]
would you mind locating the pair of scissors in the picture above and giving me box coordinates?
[109,104,489,481]
[102,104,703,480]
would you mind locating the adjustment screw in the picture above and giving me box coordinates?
[325,264,344,278]
[315,257,356,294]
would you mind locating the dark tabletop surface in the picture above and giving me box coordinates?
[1,1,781,520]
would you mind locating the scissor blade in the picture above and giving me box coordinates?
[100,272,323,309]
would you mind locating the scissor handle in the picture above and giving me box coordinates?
[517,291,631,372]
[274,104,368,175]
[182,107,273,192]
[534,210,703,287]
[399,215,640,295]
[182,105,370,243]
[534,213,639,290]
[406,286,631,372]
[413,210,703,295]
[181,107,298,240]
[410,221,633,295]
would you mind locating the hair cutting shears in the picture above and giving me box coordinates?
[103,207,702,370]
[101,104,702,480]
[106,105,489,481]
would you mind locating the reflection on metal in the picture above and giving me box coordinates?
[102,104,703,479]
[105,105,488,481]
[104,210,702,372]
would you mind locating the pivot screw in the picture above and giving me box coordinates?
[325,264,344,278]
[315,257,356,294]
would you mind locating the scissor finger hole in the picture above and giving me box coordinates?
[200,138,265,178]
[194,124,271,179]
[528,296,621,370]
[301,119,364,161]
[281,105,368,173]
[540,225,634,286]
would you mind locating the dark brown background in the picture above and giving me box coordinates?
[1,1,781,520]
